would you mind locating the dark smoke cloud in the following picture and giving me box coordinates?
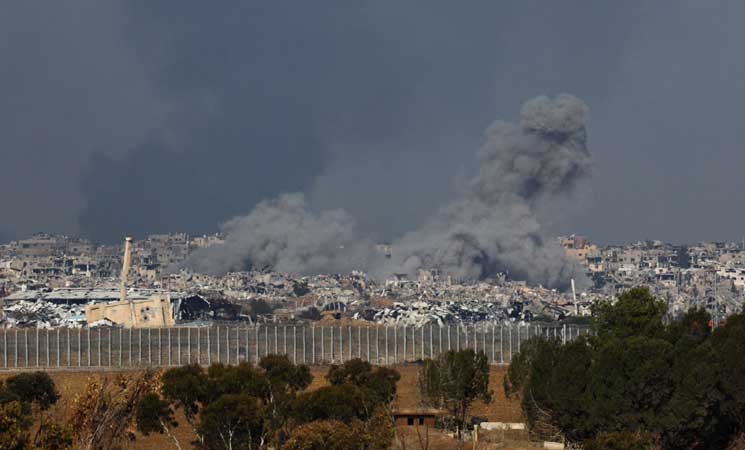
[183,94,590,288]
[385,94,590,287]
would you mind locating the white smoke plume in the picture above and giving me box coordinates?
[182,94,591,288]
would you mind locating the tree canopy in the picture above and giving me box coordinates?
[419,349,491,439]
[506,286,745,449]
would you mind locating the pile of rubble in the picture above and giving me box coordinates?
[353,299,535,327]
[2,301,86,328]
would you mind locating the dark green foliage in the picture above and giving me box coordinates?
[592,286,667,341]
[327,358,373,386]
[197,393,264,450]
[259,354,312,392]
[206,362,269,402]
[4,371,59,411]
[158,355,323,448]
[509,286,745,449]
[326,358,400,405]
[294,384,371,422]
[0,373,62,450]
[136,393,178,436]
[419,349,491,437]
[161,364,208,422]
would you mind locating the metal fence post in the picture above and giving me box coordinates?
[46,329,50,367]
[302,327,307,364]
[403,326,406,363]
[411,327,416,360]
[437,323,442,356]
[394,326,398,364]
[381,326,385,365]
[508,324,513,363]
[428,325,432,359]
[312,326,316,364]
[255,325,259,363]
[78,329,81,367]
[207,327,211,366]
[98,329,102,367]
[330,327,334,363]
[196,327,200,366]
[167,328,172,366]
[476,325,480,354]
[14,329,18,368]
[447,325,451,351]
[119,328,123,367]
[366,327,370,362]
[320,327,324,364]
[491,324,495,364]
[500,324,504,364]
[339,326,343,364]
[177,328,181,366]
[24,329,29,367]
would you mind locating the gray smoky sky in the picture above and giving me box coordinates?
[1,1,745,246]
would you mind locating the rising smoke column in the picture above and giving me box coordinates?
[382,93,591,288]
[183,94,591,289]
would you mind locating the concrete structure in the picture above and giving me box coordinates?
[85,294,175,327]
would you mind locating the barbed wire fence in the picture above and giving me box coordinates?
[0,323,591,371]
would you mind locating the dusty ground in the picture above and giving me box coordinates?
[0,364,525,449]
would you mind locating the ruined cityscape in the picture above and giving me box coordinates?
[1,231,740,330]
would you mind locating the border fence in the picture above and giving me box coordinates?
[0,323,590,371]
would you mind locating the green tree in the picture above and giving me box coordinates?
[197,393,264,450]
[592,286,667,341]
[136,392,181,450]
[326,358,400,406]
[419,349,491,439]
[508,287,745,449]
[4,372,59,411]
[294,384,371,423]
[161,363,209,425]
